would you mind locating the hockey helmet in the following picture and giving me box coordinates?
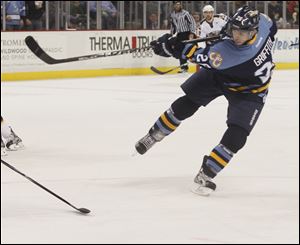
[202,5,214,13]
[230,6,260,31]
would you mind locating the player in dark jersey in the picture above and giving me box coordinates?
[135,6,277,195]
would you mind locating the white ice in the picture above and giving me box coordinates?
[1,70,299,244]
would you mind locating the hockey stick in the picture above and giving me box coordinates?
[182,35,221,44]
[1,159,91,214]
[150,63,188,75]
[25,35,152,65]
[25,35,221,65]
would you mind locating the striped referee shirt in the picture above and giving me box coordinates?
[170,9,197,35]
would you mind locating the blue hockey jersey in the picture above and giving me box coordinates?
[190,14,278,95]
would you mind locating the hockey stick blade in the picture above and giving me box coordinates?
[25,36,60,64]
[150,66,174,75]
[1,159,91,214]
[25,36,97,65]
[150,63,188,75]
[77,208,91,214]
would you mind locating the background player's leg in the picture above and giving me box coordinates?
[176,32,190,73]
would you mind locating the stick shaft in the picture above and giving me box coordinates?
[1,159,85,213]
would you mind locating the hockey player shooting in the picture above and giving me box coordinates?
[135,6,277,196]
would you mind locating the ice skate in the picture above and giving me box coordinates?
[135,127,166,155]
[5,128,24,151]
[135,133,158,155]
[191,169,216,196]
[191,156,217,196]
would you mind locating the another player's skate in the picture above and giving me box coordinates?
[135,127,165,155]
[5,128,24,151]
[1,138,7,156]
[191,156,217,196]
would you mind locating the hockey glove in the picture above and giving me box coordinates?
[150,33,184,59]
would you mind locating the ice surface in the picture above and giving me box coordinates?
[1,70,299,244]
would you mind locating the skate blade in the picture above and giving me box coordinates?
[190,183,214,196]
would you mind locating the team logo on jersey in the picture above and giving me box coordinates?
[209,52,223,68]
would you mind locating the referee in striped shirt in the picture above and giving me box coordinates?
[170,1,196,73]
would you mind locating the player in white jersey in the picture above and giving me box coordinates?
[199,5,228,40]
[1,116,24,156]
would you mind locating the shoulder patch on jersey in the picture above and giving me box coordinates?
[209,52,223,68]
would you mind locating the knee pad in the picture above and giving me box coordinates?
[171,96,199,120]
[220,125,249,153]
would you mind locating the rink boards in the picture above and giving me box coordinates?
[1,29,299,81]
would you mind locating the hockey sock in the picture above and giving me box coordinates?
[151,108,181,139]
[202,144,234,178]
[202,125,249,178]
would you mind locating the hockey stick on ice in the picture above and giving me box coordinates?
[25,35,152,65]
[150,63,188,75]
[1,159,91,214]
